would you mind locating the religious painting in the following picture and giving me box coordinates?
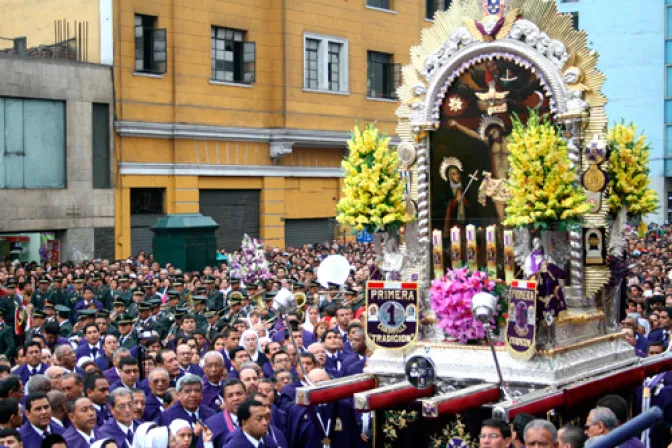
[430,55,552,268]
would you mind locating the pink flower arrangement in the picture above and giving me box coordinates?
[430,267,498,343]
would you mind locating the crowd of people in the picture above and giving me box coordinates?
[0,242,376,448]
[0,222,669,448]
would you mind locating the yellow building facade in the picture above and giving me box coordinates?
[113,0,436,256]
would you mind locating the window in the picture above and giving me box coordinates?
[367,51,400,100]
[211,27,256,84]
[134,14,166,74]
[426,0,452,20]
[367,0,391,9]
[130,188,165,214]
[92,103,111,189]
[569,12,579,30]
[0,98,66,189]
[303,33,349,93]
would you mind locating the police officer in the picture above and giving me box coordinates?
[43,301,57,323]
[0,309,15,361]
[204,310,220,341]
[26,309,46,342]
[113,274,133,307]
[116,314,138,349]
[205,275,224,310]
[134,301,154,333]
[0,279,19,333]
[92,273,112,310]
[55,305,74,338]
[192,296,209,332]
[33,277,51,311]
[127,288,146,319]
[48,275,67,307]
[67,274,86,311]
[143,280,162,303]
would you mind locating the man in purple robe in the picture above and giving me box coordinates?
[62,397,99,448]
[158,374,216,448]
[205,379,247,448]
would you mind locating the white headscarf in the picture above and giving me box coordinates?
[240,329,259,352]
[638,318,651,337]
[145,427,170,448]
[169,419,192,436]
[132,422,158,448]
[91,438,116,448]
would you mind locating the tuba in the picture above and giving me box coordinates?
[294,292,307,320]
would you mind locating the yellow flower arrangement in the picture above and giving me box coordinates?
[607,123,658,216]
[336,124,409,233]
[503,111,591,229]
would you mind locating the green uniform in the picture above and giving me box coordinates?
[95,286,112,310]
[195,312,208,332]
[0,295,18,330]
[48,288,67,307]
[0,324,16,360]
[118,332,137,349]
[32,289,50,311]
[59,320,73,338]
[113,289,133,307]
[207,290,224,311]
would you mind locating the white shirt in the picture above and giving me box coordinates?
[243,430,262,447]
[230,413,239,427]
[31,423,48,437]
[51,417,64,428]
[76,428,95,443]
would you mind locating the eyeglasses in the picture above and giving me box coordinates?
[115,403,132,410]
[151,378,169,384]
[479,434,502,440]
[584,422,597,430]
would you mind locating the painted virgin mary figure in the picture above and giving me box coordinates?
[441,157,469,234]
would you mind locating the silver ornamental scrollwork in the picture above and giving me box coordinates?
[421,27,474,81]
[506,19,569,70]
[412,84,427,97]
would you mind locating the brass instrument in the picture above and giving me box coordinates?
[294,292,307,320]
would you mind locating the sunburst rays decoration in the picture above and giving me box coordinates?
[397,0,611,299]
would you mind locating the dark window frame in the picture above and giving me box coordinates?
[426,0,452,20]
[134,14,167,74]
[130,188,165,215]
[92,103,111,189]
[211,26,256,85]
[367,51,401,100]
[367,0,391,10]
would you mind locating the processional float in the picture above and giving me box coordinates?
[291,0,667,446]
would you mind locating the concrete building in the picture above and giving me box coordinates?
[557,0,667,223]
[0,55,115,262]
[0,0,113,65]
[111,0,444,256]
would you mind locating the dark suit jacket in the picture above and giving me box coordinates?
[97,419,141,448]
[205,410,238,448]
[143,392,164,423]
[103,367,120,385]
[343,356,366,376]
[62,425,97,448]
[160,404,216,448]
[19,421,65,447]
[15,362,48,385]
[75,343,103,360]
[224,428,287,448]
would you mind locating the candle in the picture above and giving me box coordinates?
[450,227,462,269]
[486,225,497,278]
[432,230,444,279]
[503,230,514,283]
[466,224,477,272]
